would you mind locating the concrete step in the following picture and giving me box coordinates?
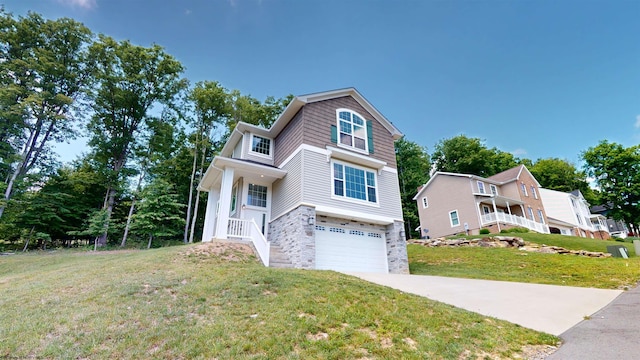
[269,245,293,268]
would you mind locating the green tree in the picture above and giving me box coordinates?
[0,11,93,218]
[395,138,431,239]
[529,157,598,204]
[131,179,185,249]
[184,81,232,243]
[431,135,519,177]
[87,35,186,246]
[582,141,640,226]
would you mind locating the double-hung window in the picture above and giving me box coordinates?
[333,162,377,203]
[250,134,272,157]
[537,209,545,224]
[490,184,498,196]
[521,183,528,196]
[449,210,460,227]
[477,181,486,194]
[531,186,538,199]
[422,197,428,208]
[337,109,368,152]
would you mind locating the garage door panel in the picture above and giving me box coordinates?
[315,225,388,273]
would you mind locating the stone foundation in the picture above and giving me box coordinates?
[268,205,316,269]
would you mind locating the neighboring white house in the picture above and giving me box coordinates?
[198,88,408,273]
[539,189,610,239]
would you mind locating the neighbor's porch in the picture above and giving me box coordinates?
[475,194,550,234]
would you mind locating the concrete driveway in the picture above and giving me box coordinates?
[345,273,622,336]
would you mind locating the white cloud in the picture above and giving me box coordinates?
[635,115,640,128]
[58,0,97,10]
[185,9,192,15]
[511,148,528,157]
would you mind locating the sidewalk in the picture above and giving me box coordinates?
[345,273,622,336]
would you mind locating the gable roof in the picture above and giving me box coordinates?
[487,164,540,187]
[270,87,403,140]
[413,164,540,200]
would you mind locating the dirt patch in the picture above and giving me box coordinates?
[180,242,256,262]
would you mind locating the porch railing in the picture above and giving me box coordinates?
[227,218,270,266]
[481,212,550,234]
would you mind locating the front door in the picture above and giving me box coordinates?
[244,207,267,234]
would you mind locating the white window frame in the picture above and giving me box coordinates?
[477,181,486,194]
[490,184,498,196]
[449,210,460,227]
[331,160,378,205]
[537,209,545,224]
[246,183,268,208]
[248,133,273,159]
[521,183,528,197]
[527,207,534,221]
[422,196,428,209]
[336,108,368,154]
[482,205,491,215]
[531,186,538,199]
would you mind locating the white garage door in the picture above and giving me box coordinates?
[315,225,388,273]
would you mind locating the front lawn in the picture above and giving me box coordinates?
[409,233,640,289]
[0,244,557,359]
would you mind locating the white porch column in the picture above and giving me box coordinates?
[491,198,500,232]
[201,189,220,242]
[214,167,235,239]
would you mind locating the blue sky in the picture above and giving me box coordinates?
[8,0,640,166]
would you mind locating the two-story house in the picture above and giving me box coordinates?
[198,88,408,274]
[539,189,610,239]
[413,165,550,239]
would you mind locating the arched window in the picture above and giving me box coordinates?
[336,109,368,152]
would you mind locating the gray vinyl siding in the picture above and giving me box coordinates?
[271,151,303,220]
[301,150,403,221]
[232,139,242,159]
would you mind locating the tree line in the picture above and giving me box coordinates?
[1,10,637,250]
[396,135,640,238]
[0,10,291,250]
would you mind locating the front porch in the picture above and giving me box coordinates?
[481,212,550,234]
[476,194,549,234]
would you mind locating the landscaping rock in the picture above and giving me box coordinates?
[408,236,612,258]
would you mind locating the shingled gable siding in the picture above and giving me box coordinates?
[274,108,305,167]
[273,97,397,169]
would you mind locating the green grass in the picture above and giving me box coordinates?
[409,233,640,289]
[0,244,557,359]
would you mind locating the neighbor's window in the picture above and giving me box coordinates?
[250,134,271,157]
[333,162,377,203]
[531,186,538,199]
[477,181,486,194]
[527,207,535,221]
[537,209,545,224]
[521,183,528,196]
[449,210,460,227]
[247,184,267,207]
[337,109,367,151]
[490,184,498,195]
[422,196,428,209]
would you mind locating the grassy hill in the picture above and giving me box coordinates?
[409,233,640,289]
[0,243,557,359]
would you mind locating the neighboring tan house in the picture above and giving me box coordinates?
[413,165,550,239]
[539,189,610,239]
[198,88,408,274]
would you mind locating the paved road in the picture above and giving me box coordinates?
[345,273,622,336]
[547,284,640,359]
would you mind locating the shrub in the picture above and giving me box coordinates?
[500,227,530,234]
[479,228,490,235]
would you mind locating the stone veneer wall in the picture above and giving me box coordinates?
[268,205,316,269]
[385,220,409,274]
